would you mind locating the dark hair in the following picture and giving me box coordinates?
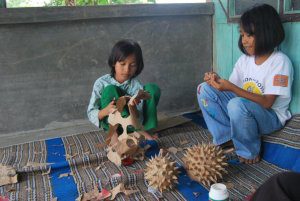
[108,39,144,78]
[238,4,285,56]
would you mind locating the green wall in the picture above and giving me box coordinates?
[213,0,300,114]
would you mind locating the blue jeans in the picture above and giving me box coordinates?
[197,83,283,159]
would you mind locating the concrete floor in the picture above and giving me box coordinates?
[0,119,99,148]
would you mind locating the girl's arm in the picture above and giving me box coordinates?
[209,77,277,109]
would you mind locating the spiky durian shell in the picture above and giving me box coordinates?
[183,144,228,186]
[145,153,179,192]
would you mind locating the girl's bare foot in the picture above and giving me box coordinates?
[239,155,261,164]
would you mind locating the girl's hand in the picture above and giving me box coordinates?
[210,78,233,91]
[98,100,116,120]
[204,71,220,82]
[133,98,141,106]
[104,100,117,115]
[130,97,141,106]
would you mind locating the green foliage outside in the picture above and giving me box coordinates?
[6,0,156,8]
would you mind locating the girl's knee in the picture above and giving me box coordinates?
[227,97,250,118]
[197,82,215,98]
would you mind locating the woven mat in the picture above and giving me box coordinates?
[0,141,53,200]
[2,115,300,200]
[263,114,300,148]
[63,131,185,201]
[157,122,287,200]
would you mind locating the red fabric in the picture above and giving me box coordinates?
[122,157,135,166]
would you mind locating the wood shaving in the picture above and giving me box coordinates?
[180,139,188,145]
[42,167,51,175]
[58,172,71,178]
[110,183,138,200]
[65,153,78,160]
[167,147,178,154]
[81,187,99,201]
[0,164,18,186]
[24,162,53,168]
[7,186,16,192]
[224,182,234,189]
[95,165,103,171]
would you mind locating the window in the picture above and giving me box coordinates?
[232,0,279,16]
[284,0,300,13]
[223,0,300,23]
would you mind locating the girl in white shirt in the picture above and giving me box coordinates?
[197,4,293,164]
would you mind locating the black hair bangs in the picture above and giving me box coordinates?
[114,43,136,62]
[239,14,255,36]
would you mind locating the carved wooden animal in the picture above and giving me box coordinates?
[106,90,150,166]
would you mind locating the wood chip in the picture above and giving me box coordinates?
[58,172,70,178]
[180,139,188,145]
[95,164,103,171]
[143,144,151,150]
[110,183,138,200]
[25,162,53,168]
[0,164,18,186]
[7,186,16,192]
[65,153,78,160]
[167,147,178,154]
[42,167,51,175]
[81,187,99,201]
[224,182,234,189]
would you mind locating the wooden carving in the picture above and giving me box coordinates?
[106,90,150,166]
[144,151,179,192]
[183,144,228,186]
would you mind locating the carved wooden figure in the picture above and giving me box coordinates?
[106,90,150,166]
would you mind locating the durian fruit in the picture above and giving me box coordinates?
[183,143,228,186]
[145,152,179,192]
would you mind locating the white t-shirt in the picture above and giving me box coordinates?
[229,51,294,126]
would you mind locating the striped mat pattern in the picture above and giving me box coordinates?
[63,131,186,201]
[263,114,300,148]
[157,123,287,200]
[0,141,53,200]
[1,114,300,200]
